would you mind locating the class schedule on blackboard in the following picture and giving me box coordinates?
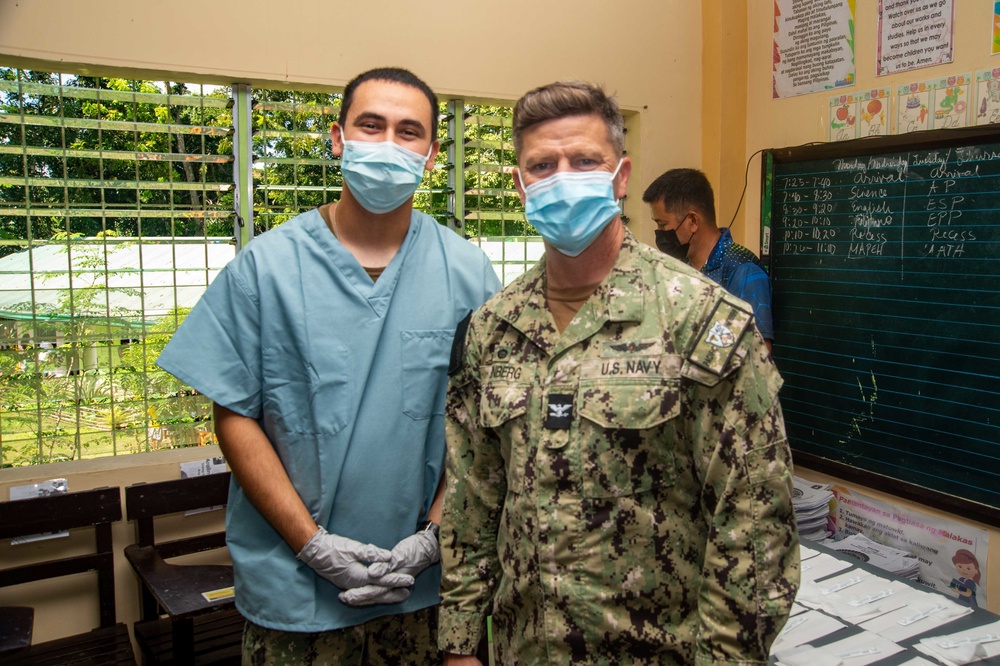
[763,128,1000,524]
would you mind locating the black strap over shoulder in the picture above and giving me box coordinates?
[448,310,473,376]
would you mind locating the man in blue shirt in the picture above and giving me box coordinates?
[643,168,774,351]
[157,67,501,665]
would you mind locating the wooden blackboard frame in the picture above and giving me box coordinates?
[762,125,1000,529]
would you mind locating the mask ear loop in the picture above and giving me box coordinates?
[610,158,625,205]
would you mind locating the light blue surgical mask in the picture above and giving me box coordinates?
[521,160,623,257]
[339,128,433,214]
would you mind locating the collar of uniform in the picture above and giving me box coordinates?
[547,230,646,356]
[486,230,646,356]
[702,226,733,274]
[593,228,645,323]
[490,257,560,355]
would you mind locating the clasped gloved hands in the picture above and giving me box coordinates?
[296,526,416,601]
[338,528,441,607]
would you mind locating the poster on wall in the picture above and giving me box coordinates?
[976,68,1000,125]
[859,88,891,136]
[994,1,1000,56]
[897,81,931,133]
[828,93,858,141]
[930,73,972,129]
[832,486,989,609]
[878,0,954,76]
[773,0,856,99]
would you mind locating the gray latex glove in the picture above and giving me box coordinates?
[296,526,415,590]
[339,584,411,607]
[340,529,440,607]
[367,528,440,579]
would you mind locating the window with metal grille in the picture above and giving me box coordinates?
[0,69,526,467]
[459,104,543,285]
[0,70,235,465]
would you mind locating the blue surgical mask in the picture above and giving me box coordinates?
[339,128,433,214]
[522,160,623,257]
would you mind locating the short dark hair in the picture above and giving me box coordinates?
[339,67,439,138]
[642,168,716,223]
[512,81,624,157]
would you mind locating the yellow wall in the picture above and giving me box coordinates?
[742,0,1000,614]
[702,0,751,236]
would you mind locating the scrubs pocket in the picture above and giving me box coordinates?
[480,381,531,494]
[401,329,453,420]
[577,378,680,498]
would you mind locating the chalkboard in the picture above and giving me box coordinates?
[761,126,1000,527]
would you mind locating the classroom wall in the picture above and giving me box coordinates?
[743,0,1000,614]
[0,0,709,643]
[0,0,706,246]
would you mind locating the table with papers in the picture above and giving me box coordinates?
[769,541,1000,665]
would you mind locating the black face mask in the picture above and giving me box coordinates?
[655,229,690,261]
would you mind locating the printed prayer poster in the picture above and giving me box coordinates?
[878,0,954,76]
[859,88,891,137]
[896,82,931,133]
[829,94,858,141]
[832,486,989,609]
[930,73,971,130]
[975,68,1000,125]
[773,0,856,99]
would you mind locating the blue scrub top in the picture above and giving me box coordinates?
[157,209,500,632]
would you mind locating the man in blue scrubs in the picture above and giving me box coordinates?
[157,67,501,665]
[643,168,774,352]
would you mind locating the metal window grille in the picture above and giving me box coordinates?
[0,70,235,465]
[0,68,523,467]
[459,104,542,285]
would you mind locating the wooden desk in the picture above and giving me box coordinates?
[124,473,241,665]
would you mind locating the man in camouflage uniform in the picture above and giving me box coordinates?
[438,81,799,665]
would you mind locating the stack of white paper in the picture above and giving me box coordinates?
[914,620,1000,665]
[820,533,920,580]
[796,569,907,623]
[792,477,835,541]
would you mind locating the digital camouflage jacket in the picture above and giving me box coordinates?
[439,230,799,665]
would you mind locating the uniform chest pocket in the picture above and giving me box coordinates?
[480,380,531,494]
[401,329,454,420]
[577,378,681,498]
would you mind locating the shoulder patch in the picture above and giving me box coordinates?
[448,310,473,376]
[688,297,752,376]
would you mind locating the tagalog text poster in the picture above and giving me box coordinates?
[773,0,856,99]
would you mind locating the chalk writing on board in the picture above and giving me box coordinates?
[764,129,1000,523]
